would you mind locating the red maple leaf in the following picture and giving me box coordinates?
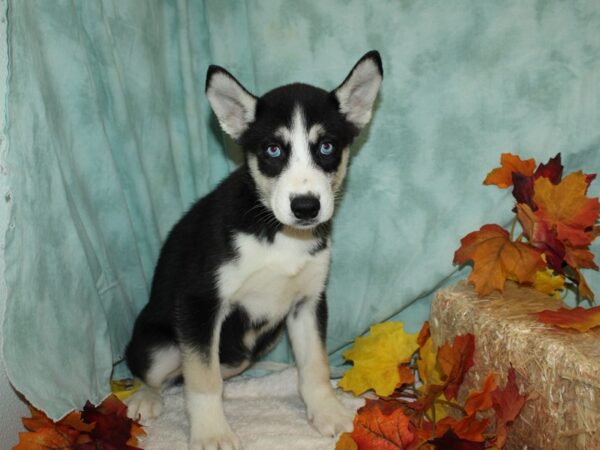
[430,429,486,450]
[82,396,143,450]
[491,367,527,448]
[437,334,475,401]
[516,203,566,271]
[511,154,564,210]
[535,305,600,332]
[351,399,416,449]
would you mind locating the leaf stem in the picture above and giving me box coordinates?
[509,216,518,240]
[435,399,467,416]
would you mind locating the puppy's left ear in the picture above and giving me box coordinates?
[332,51,383,129]
[206,66,258,140]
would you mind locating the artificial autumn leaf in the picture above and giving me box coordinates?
[437,334,475,401]
[418,335,445,387]
[351,399,416,450]
[516,203,566,271]
[574,268,595,301]
[533,268,565,297]
[14,428,74,450]
[533,172,600,247]
[564,245,598,270]
[492,367,527,448]
[397,365,416,387]
[411,385,449,424]
[339,322,419,396]
[536,305,600,332]
[16,396,145,450]
[533,153,563,184]
[430,429,486,450]
[335,432,358,450]
[512,154,564,209]
[82,395,144,449]
[16,406,95,450]
[464,373,497,416]
[483,153,536,189]
[435,415,489,442]
[454,224,544,296]
[417,321,431,347]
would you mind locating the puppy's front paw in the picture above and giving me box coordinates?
[125,386,163,422]
[308,395,355,437]
[190,429,241,450]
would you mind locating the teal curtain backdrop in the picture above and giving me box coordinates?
[2,0,599,419]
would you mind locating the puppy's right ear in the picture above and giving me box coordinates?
[206,66,257,140]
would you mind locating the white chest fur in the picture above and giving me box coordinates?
[217,229,331,321]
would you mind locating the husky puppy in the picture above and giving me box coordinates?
[125,51,383,449]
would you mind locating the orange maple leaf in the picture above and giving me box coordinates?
[454,224,544,296]
[464,373,497,416]
[335,432,358,450]
[535,305,600,331]
[492,367,527,448]
[14,428,74,450]
[483,153,536,189]
[533,172,600,247]
[574,268,595,302]
[351,399,416,450]
[564,245,599,271]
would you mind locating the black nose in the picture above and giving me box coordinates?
[291,195,320,220]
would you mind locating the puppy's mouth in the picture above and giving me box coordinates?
[292,218,320,229]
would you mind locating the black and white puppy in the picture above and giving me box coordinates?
[125,51,383,450]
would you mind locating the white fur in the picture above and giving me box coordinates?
[334,57,383,129]
[187,391,240,450]
[146,345,182,388]
[206,71,256,139]
[286,293,354,436]
[125,384,163,421]
[217,228,330,321]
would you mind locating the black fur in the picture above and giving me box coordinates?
[126,166,294,377]
[240,83,359,176]
[126,51,383,387]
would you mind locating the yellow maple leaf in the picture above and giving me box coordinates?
[533,268,565,298]
[339,322,418,396]
[417,336,445,386]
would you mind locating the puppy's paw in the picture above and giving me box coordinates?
[308,395,354,437]
[125,387,163,422]
[190,429,241,450]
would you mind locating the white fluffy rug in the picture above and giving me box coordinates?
[140,366,364,450]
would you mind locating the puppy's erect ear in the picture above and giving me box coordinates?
[332,51,383,129]
[206,66,257,140]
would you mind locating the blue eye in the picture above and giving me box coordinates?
[265,145,282,158]
[319,142,334,156]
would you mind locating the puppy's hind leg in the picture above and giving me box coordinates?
[125,344,182,422]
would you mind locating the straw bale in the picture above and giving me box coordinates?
[430,281,600,450]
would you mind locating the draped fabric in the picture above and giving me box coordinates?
[2,0,599,419]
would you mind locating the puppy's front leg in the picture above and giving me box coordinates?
[182,316,240,450]
[287,294,354,436]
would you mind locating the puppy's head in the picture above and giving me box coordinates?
[206,51,383,230]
